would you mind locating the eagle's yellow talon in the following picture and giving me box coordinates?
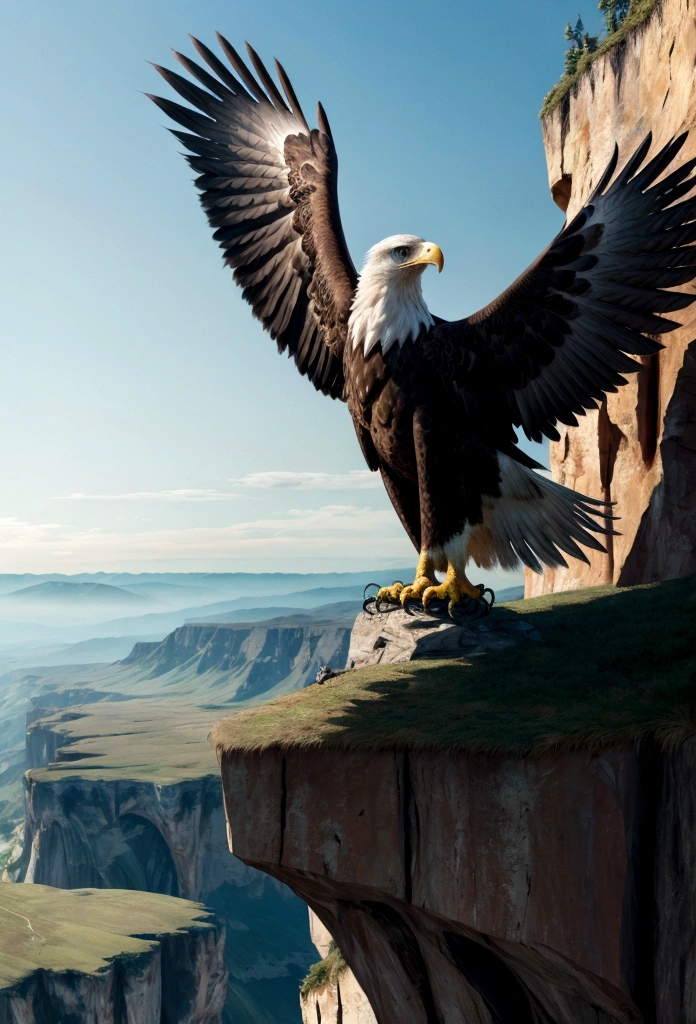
[399,576,433,604]
[422,577,484,611]
[376,582,403,604]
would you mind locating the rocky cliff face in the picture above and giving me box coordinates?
[221,741,696,1024]
[214,582,696,1024]
[121,621,350,701]
[0,884,226,1024]
[527,0,696,596]
[300,911,377,1024]
[13,705,316,1024]
[301,968,376,1024]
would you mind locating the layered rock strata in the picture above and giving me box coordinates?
[220,740,696,1023]
[527,0,696,595]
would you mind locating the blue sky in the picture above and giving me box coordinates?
[0,0,606,574]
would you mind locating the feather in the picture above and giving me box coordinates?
[275,59,310,130]
[215,33,268,103]
[245,42,291,114]
[150,36,354,400]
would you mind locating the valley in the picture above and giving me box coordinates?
[0,568,525,1022]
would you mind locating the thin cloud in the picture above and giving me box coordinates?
[53,489,241,502]
[0,507,412,571]
[232,470,380,490]
[52,473,382,500]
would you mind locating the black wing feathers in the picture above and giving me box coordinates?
[149,37,357,399]
[432,133,696,442]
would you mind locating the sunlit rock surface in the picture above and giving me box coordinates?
[300,911,377,1024]
[527,0,696,595]
[121,620,351,701]
[347,605,540,669]
[220,740,696,1023]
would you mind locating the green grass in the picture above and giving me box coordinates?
[300,942,347,998]
[27,703,219,785]
[541,0,659,117]
[0,882,214,987]
[213,576,696,757]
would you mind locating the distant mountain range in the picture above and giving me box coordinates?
[0,570,524,647]
[7,582,153,606]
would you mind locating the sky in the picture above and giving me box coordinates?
[0,0,607,574]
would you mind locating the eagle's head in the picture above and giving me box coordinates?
[349,234,444,357]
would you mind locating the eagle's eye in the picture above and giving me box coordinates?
[391,246,411,263]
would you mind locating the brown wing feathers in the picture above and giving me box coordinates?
[432,133,696,443]
[148,37,356,399]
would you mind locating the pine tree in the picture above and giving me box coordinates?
[564,15,599,76]
[598,0,631,34]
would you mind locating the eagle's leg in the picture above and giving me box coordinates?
[375,550,436,604]
[422,548,484,613]
[398,550,444,604]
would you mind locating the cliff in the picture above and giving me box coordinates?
[119,621,350,701]
[0,614,352,869]
[214,576,696,1023]
[300,912,376,1024]
[527,0,696,596]
[0,883,225,1023]
[10,619,351,709]
[11,701,316,1024]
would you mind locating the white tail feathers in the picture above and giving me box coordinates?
[469,453,613,574]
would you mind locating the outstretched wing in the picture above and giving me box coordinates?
[149,36,357,399]
[430,134,696,441]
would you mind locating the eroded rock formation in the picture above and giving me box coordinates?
[220,740,696,1023]
[301,967,376,1024]
[122,620,351,700]
[527,0,696,595]
[11,707,316,1023]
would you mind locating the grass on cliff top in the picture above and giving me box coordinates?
[213,575,696,757]
[27,702,219,785]
[0,883,214,988]
[541,0,659,117]
[300,942,347,998]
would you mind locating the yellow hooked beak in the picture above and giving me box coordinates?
[401,242,444,273]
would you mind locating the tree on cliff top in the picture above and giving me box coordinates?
[564,1,633,78]
[598,0,632,33]
[564,16,598,76]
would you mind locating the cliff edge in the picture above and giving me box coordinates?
[0,884,225,1023]
[529,0,696,595]
[214,576,696,1024]
[10,699,316,1024]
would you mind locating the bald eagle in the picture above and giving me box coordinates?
[150,37,696,613]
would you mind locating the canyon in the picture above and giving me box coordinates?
[0,591,363,1024]
[4,695,317,1023]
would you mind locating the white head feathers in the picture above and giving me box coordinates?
[348,234,439,357]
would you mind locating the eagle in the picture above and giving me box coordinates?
[149,36,696,614]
